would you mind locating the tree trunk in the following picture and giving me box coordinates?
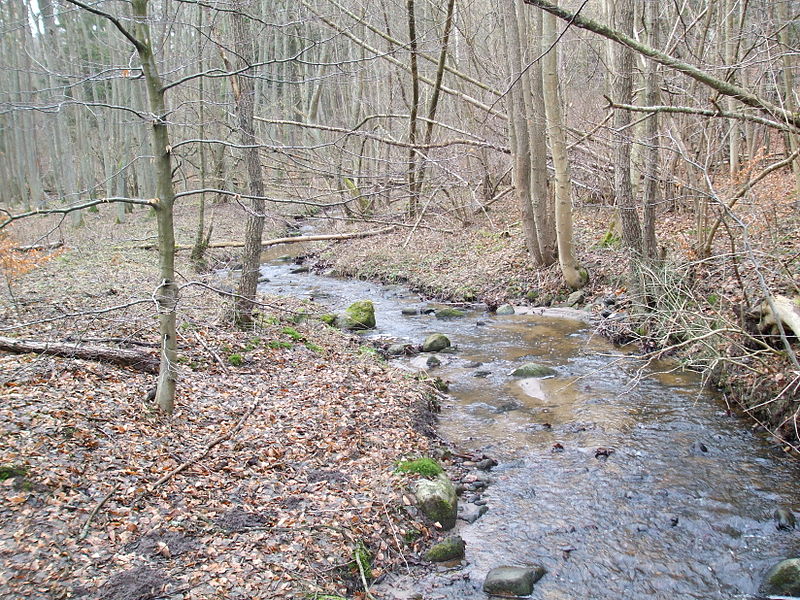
[231,1,267,326]
[611,0,643,255]
[132,0,179,414]
[0,336,159,373]
[541,7,585,289]
[503,0,544,265]
[641,0,659,260]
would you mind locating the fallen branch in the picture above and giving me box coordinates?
[79,482,121,540]
[149,400,260,490]
[0,336,159,373]
[14,241,64,252]
[135,226,396,251]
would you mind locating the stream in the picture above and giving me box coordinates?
[256,251,800,600]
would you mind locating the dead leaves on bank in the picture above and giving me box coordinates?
[0,321,435,599]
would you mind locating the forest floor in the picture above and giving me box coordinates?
[1,169,799,598]
[0,205,458,600]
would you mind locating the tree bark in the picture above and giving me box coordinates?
[541,7,585,289]
[611,0,642,255]
[131,0,179,414]
[231,1,266,327]
[0,336,159,373]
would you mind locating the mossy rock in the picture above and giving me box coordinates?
[511,363,556,378]
[496,304,515,315]
[319,314,337,326]
[414,474,458,530]
[435,308,466,319]
[761,558,800,596]
[425,536,466,562]
[422,333,451,352]
[396,457,443,478]
[337,300,376,330]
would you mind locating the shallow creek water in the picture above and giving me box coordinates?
[257,254,800,600]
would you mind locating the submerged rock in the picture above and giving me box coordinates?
[458,502,488,524]
[496,304,515,315]
[760,558,800,596]
[483,565,546,596]
[414,474,458,530]
[511,363,556,378]
[775,507,796,530]
[386,344,408,356]
[337,300,376,330]
[425,536,466,562]
[436,308,466,319]
[422,333,451,352]
[401,307,420,316]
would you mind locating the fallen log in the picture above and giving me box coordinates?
[14,241,64,252]
[758,295,800,339]
[134,226,396,251]
[0,336,159,373]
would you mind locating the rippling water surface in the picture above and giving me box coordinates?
[258,255,800,599]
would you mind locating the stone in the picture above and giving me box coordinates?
[414,474,458,530]
[422,333,451,352]
[387,344,408,356]
[760,558,800,597]
[775,507,796,530]
[511,363,556,378]
[401,308,420,316]
[424,536,466,562]
[258,275,270,283]
[426,356,441,368]
[338,300,376,330]
[483,566,546,597]
[458,503,488,524]
[496,304,515,315]
[476,458,497,471]
[565,290,586,307]
[473,370,491,378]
[435,308,466,319]
[690,441,709,455]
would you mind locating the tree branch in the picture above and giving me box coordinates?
[523,0,800,129]
[0,198,157,230]
[604,97,794,133]
[63,0,146,52]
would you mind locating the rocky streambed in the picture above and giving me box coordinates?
[254,255,800,599]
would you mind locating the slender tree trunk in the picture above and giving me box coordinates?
[641,0,659,260]
[527,5,557,264]
[232,1,266,326]
[406,0,421,218]
[132,0,179,414]
[191,3,209,261]
[778,0,800,209]
[503,0,544,265]
[611,0,643,255]
[541,7,585,289]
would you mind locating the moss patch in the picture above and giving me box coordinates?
[396,457,443,478]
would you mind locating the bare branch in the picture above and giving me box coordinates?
[0,198,157,231]
[63,0,145,52]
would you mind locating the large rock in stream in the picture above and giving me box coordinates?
[511,362,556,377]
[760,558,800,597]
[422,333,451,352]
[414,474,457,530]
[483,565,546,596]
[336,300,376,330]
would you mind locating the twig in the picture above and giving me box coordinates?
[355,547,377,600]
[79,482,121,540]
[192,330,230,375]
[150,401,260,490]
